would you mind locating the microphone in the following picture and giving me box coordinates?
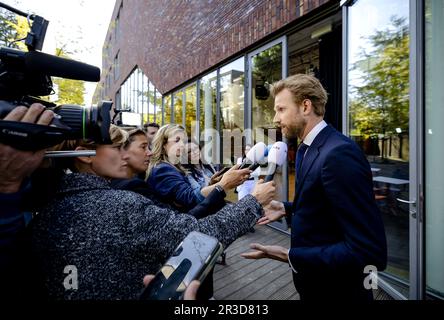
[245,144,273,171]
[264,141,288,182]
[238,142,266,170]
[0,47,101,82]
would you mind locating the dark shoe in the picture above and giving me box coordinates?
[216,252,227,265]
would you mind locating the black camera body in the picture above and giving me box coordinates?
[0,99,112,151]
[0,3,111,151]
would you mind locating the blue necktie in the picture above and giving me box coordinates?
[296,142,309,180]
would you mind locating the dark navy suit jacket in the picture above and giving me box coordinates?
[284,125,387,300]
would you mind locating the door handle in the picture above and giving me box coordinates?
[396,198,417,218]
[396,198,416,204]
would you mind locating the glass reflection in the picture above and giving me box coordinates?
[155,89,162,125]
[185,85,197,140]
[174,91,184,127]
[220,58,245,164]
[348,0,410,285]
[251,43,284,202]
[200,71,218,164]
[164,95,172,124]
[425,0,444,299]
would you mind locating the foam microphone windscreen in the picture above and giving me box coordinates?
[239,142,267,169]
[24,51,101,82]
[246,142,266,163]
[267,141,288,166]
[264,141,288,182]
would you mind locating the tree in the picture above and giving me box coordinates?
[0,7,30,49]
[350,17,409,140]
[52,47,85,105]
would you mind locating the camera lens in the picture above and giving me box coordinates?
[54,101,112,144]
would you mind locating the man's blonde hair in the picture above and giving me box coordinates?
[146,124,187,178]
[270,74,328,116]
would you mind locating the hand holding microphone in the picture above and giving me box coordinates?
[238,142,267,170]
[216,164,252,192]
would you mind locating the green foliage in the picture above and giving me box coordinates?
[350,17,409,139]
[0,9,30,49]
[52,48,85,105]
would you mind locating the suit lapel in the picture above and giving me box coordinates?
[294,125,335,200]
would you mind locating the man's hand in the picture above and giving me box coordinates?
[257,200,286,225]
[143,275,200,300]
[241,243,289,263]
[0,104,54,193]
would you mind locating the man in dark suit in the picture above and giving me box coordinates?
[242,74,387,301]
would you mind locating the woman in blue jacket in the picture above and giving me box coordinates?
[146,124,250,212]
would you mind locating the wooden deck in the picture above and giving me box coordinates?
[213,224,389,301]
[213,225,299,300]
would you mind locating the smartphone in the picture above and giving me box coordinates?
[139,231,223,300]
[213,166,230,178]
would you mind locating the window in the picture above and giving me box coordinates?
[115,89,121,110]
[173,90,184,127]
[118,67,162,126]
[114,52,120,82]
[148,81,155,123]
[199,71,218,164]
[155,88,162,124]
[114,7,120,42]
[347,0,410,293]
[164,94,172,124]
[185,85,197,140]
[220,57,245,164]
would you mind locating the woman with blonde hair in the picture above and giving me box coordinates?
[147,124,251,212]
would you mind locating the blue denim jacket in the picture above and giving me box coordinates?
[184,164,216,200]
[147,162,205,211]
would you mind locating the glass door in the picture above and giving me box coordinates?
[424,0,444,300]
[247,37,288,232]
[344,0,420,299]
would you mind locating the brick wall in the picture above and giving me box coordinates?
[99,0,334,99]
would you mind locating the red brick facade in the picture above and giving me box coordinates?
[98,0,334,99]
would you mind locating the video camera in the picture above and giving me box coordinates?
[0,2,111,153]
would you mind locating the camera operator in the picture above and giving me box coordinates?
[0,103,54,300]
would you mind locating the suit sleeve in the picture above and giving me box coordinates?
[288,144,387,273]
[283,201,293,216]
